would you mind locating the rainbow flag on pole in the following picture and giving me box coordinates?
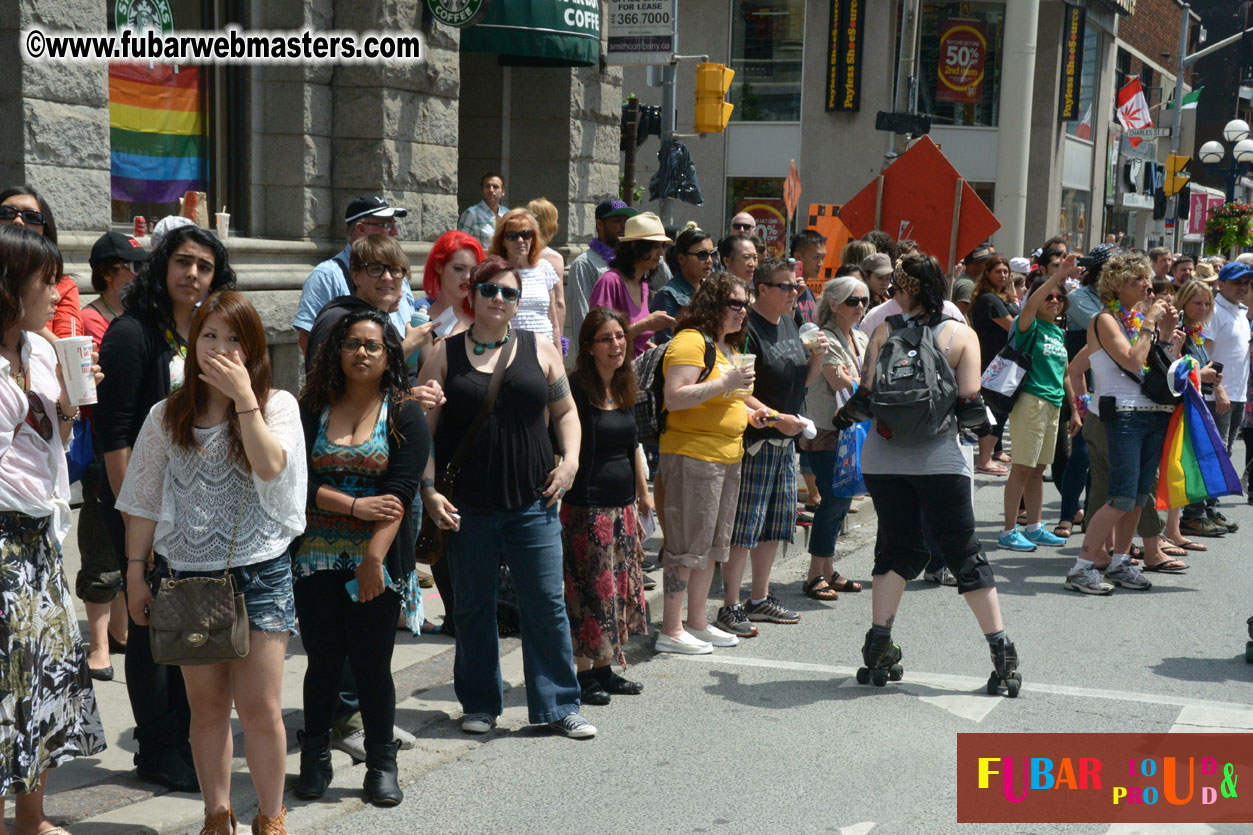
[1156,357,1243,509]
[108,63,205,204]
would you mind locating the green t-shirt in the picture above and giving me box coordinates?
[1013,316,1066,407]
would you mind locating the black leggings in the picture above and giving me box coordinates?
[295,570,400,747]
[863,472,996,594]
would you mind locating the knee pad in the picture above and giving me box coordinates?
[950,543,996,593]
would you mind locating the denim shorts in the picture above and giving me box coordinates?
[1104,409,1171,511]
[153,552,298,635]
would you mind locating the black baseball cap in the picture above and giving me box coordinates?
[964,241,995,263]
[89,231,147,265]
[595,199,638,222]
[344,195,408,224]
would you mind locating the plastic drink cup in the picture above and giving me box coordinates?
[53,336,97,406]
[215,212,230,238]
[798,322,822,356]
[725,353,756,398]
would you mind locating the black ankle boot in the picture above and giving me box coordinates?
[363,740,403,807]
[594,665,643,695]
[293,730,333,799]
[578,670,611,705]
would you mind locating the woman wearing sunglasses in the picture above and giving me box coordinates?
[293,307,429,808]
[487,209,563,346]
[0,225,105,835]
[417,256,595,738]
[589,212,675,359]
[0,186,83,344]
[655,225,714,344]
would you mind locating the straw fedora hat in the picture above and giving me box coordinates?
[619,212,672,243]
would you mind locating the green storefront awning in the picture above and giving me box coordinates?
[460,0,600,67]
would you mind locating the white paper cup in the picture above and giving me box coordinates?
[54,336,97,406]
[215,212,230,238]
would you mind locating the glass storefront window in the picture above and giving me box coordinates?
[726,177,787,256]
[917,2,1004,128]
[1065,24,1099,140]
[729,0,805,122]
[1060,187,1091,251]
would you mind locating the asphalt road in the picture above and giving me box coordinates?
[320,471,1253,835]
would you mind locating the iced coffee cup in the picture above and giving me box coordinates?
[54,336,97,406]
[724,353,756,398]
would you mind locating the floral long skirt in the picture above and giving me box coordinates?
[559,503,648,668]
[0,515,106,794]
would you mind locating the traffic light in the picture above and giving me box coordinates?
[694,62,735,133]
[1164,153,1190,197]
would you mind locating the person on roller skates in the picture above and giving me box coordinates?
[835,253,1021,697]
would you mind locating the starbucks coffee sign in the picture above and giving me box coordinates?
[426,0,492,27]
[115,0,175,32]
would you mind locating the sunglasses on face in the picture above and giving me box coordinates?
[24,391,52,442]
[361,262,408,280]
[0,206,46,226]
[761,281,803,293]
[843,296,868,307]
[685,249,715,261]
[342,338,386,356]
[731,223,754,232]
[504,229,534,242]
[725,299,748,311]
[1044,293,1064,302]
[477,282,521,302]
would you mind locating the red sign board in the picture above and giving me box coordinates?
[734,199,787,257]
[839,136,1000,273]
[937,19,987,104]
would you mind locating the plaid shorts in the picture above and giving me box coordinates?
[730,439,797,548]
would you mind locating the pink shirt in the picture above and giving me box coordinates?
[588,269,652,358]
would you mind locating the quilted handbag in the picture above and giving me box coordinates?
[149,482,251,666]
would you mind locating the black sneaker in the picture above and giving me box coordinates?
[1207,509,1238,533]
[715,604,759,637]
[641,555,660,572]
[642,574,656,591]
[742,596,801,624]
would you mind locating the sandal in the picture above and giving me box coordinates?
[1159,544,1188,558]
[975,464,1009,476]
[1017,512,1029,526]
[1169,538,1207,552]
[994,451,1012,463]
[1053,522,1073,538]
[1142,558,1189,573]
[829,573,862,593]
[419,620,444,635]
[1073,509,1085,527]
[803,576,839,601]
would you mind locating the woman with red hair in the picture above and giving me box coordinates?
[422,230,483,338]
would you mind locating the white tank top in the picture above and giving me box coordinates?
[1090,333,1153,408]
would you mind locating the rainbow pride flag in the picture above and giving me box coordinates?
[108,63,205,204]
[1155,357,1243,509]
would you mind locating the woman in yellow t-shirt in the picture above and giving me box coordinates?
[656,273,773,655]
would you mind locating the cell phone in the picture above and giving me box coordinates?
[1076,256,1097,268]
[1211,361,1224,374]
[447,512,461,530]
[345,566,394,603]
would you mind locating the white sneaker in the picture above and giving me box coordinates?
[393,725,417,750]
[655,630,713,655]
[685,622,739,647]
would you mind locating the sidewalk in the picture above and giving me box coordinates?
[40,496,877,835]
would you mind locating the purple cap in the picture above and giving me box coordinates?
[595,199,638,221]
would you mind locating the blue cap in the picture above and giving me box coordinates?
[1218,261,1253,282]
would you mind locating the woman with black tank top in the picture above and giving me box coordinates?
[417,256,597,740]
[562,307,650,706]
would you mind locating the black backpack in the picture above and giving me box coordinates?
[869,315,958,441]
[632,333,716,445]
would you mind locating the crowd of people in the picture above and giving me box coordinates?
[1,174,1249,835]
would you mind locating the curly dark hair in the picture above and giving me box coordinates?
[300,308,412,417]
[0,225,61,345]
[609,239,663,278]
[122,225,236,331]
[674,271,749,348]
[861,230,898,263]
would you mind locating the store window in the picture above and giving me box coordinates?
[726,177,787,256]
[916,2,1005,128]
[1065,24,1099,140]
[1060,187,1090,251]
[728,0,805,123]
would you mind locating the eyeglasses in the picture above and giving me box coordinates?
[342,338,385,356]
[0,206,46,226]
[24,391,52,442]
[359,218,398,232]
[361,263,408,280]
[684,250,715,261]
[1044,293,1064,302]
[761,281,803,293]
[725,299,748,311]
[476,282,521,302]
[504,229,535,242]
[731,222,754,232]
[592,333,627,345]
[843,296,869,307]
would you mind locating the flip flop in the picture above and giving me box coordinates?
[419,620,444,635]
[829,573,863,593]
[975,464,1009,476]
[994,452,1013,463]
[1171,538,1207,552]
[1143,559,1189,573]
[803,576,839,601]
[1159,544,1188,558]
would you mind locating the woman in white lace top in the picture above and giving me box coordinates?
[118,291,306,835]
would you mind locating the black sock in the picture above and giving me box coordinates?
[984,630,1007,645]
[871,623,892,639]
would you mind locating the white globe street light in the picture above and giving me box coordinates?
[1236,138,1253,165]
[1222,119,1250,144]
[1199,140,1226,165]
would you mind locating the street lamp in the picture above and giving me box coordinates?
[1198,120,1253,202]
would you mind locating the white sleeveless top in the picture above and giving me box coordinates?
[1090,315,1153,408]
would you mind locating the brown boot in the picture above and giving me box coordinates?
[251,805,287,835]
[200,807,237,835]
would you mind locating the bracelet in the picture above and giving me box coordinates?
[350,497,358,518]
[420,477,435,489]
[236,406,260,415]
[55,401,79,423]
[127,558,149,565]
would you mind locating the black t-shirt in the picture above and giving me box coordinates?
[743,308,810,444]
[970,292,1018,370]
[566,378,637,508]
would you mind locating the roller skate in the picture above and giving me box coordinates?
[855,628,904,687]
[1245,617,1253,664]
[986,636,1022,698]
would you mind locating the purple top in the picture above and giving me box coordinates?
[589,268,653,358]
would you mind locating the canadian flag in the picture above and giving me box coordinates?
[1116,76,1152,149]
[1074,103,1092,141]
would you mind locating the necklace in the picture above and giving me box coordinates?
[467,324,511,356]
[1184,323,1205,349]
[95,297,120,320]
[1106,300,1145,341]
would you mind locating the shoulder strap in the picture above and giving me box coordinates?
[698,334,716,382]
[885,314,906,331]
[440,338,514,486]
[334,257,353,297]
[1092,311,1147,385]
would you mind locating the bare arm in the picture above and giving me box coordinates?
[1068,342,1093,398]
[540,337,580,505]
[124,515,158,625]
[297,328,309,356]
[104,448,131,503]
[664,364,733,411]
[548,283,565,344]
[415,339,458,528]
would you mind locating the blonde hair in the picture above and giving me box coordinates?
[487,208,542,268]
[526,197,559,246]
[1097,253,1150,303]
[1175,279,1214,326]
[840,239,876,267]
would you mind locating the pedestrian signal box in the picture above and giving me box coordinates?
[1164,154,1190,198]
[694,62,735,133]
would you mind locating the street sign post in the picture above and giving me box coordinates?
[1127,127,1172,139]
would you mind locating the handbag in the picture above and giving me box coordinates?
[149,482,251,666]
[980,322,1036,414]
[415,338,513,566]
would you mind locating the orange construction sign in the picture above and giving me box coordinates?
[805,203,852,286]
[783,160,801,222]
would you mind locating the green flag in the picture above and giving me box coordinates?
[1165,88,1203,110]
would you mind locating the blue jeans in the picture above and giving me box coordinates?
[1058,427,1090,523]
[1104,409,1171,511]
[446,499,580,724]
[806,450,854,557]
